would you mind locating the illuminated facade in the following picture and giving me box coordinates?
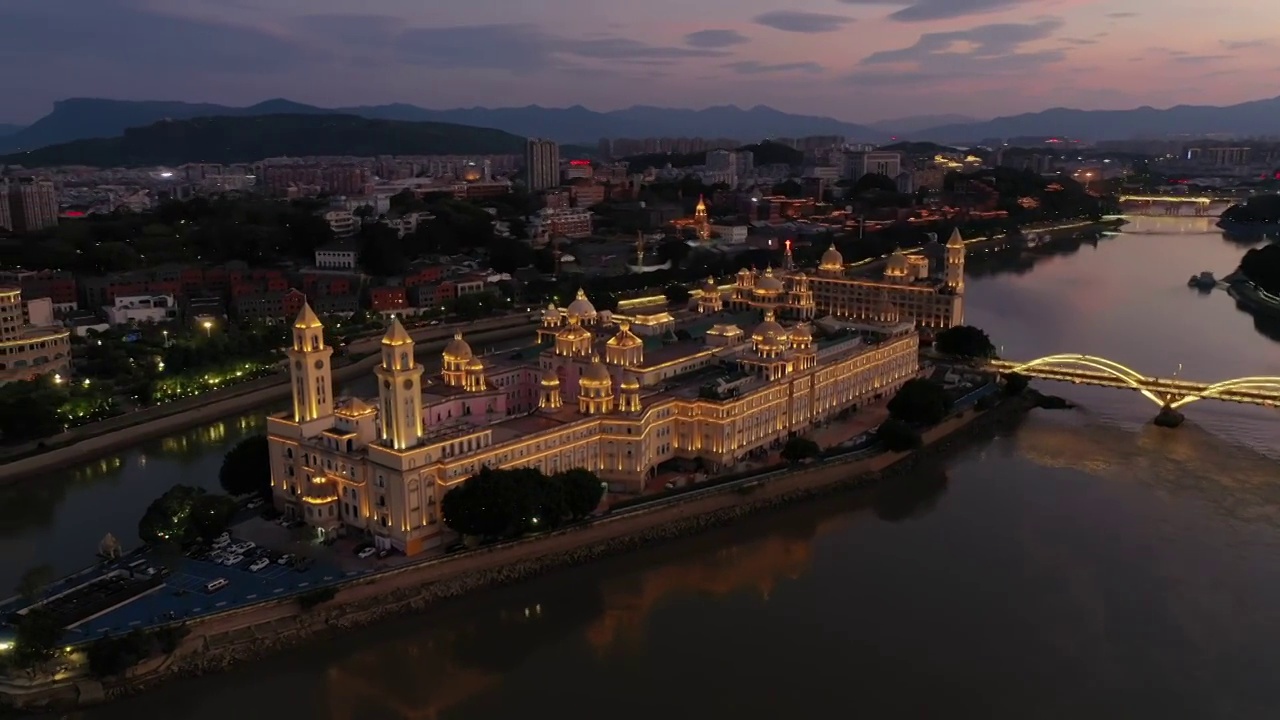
[268,300,918,555]
[0,287,72,385]
[723,228,965,329]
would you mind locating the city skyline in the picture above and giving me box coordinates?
[3,0,1278,125]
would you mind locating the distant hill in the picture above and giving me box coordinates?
[913,96,1280,143]
[0,98,889,153]
[867,114,981,135]
[0,124,23,138]
[0,114,528,168]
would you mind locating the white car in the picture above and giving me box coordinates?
[277,554,295,566]
[231,541,256,554]
[222,554,244,566]
[357,547,377,559]
[212,533,230,547]
[247,558,270,572]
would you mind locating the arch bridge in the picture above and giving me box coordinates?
[987,354,1280,414]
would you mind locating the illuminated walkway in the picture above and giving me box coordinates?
[988,354,1280,410]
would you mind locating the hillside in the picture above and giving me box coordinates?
[0,124,23,138]
[913,95,1280,142]
[1,114,528,168]
[0,98,888,153]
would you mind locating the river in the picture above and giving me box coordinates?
[23,215,1280,719]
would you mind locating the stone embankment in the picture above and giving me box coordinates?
[93,393,1035,703]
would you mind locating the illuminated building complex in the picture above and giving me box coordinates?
[0,287,73,385]
[268,295,919,555]
[723,229,966,329]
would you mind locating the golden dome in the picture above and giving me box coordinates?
[820,244,843,270]
[542,302,559,318]
[466,357,484,371]
[566,288,597,319]
[754,267,784,294]
[790,324,812,340]
[443,330,472,361]
[701,276,718,293]
[621,374,640,390]
[752,310,787,346]
[791,271,806,280]
[557,316,593,342]
[581,355,613,386]
[607,321,642,348]
[887,251,909,271]
[541,366,560,385]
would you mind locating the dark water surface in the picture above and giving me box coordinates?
[24,216,1280,719]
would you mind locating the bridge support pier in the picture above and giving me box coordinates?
[1153,404,1185,428]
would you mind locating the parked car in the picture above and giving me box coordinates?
[212,533,231,547]
[222,554,244,566]
[247,558,270,572]
[356,547,377,559]
[276,554,295,566]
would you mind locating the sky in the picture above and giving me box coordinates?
[2,0,1279,125]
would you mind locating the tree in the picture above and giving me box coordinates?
[219,435,271,497]
[10,609,63,672]
[887,378,952,425]
[876,418,922,452]
[1002,372,1029,396]
[781,437,820,463]
[664,285,691,306]
[934,325,997,359]
[853,172,899,195]
[138,485,236,545]
[15,564,54,603]
[554,469,605,519]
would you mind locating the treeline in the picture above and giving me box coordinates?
[442,467,606,538]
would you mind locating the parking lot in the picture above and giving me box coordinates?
[61,531,371,642]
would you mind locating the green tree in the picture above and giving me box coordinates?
[781,437,821,463]
[553,469,605,519]
[219,435,271,497]
[15,564,54,603]
[138,485,236,545]
[10,609,64,672]
[934,325,997,359]
[876,418,922,452]
[887,379,952,425]
[1002,372,1030,396]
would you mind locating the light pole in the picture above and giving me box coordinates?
[203,320,213,339]
[162,329,169,348]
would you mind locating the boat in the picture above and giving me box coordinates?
[1187,271,1217,289]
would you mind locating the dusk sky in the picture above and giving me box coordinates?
[3,0,1278,125]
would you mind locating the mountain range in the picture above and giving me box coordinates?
[0,124,22,138]
[866,114,982,135]
[912,96,1280,142]
[0,98,890,154]
[1,115,529,168]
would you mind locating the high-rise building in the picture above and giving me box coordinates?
[4,178,58,232]
[525,139,560,192]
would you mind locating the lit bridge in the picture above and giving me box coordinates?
[1117,195,1217,204]
[988,354,1280,414]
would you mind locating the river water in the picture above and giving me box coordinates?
[24,215,1280,719]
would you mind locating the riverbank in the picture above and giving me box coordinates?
[0,391,1034,713]
[1227,279,1280,318]
[0,322,538,484]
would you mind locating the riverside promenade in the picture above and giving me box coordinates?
[0,316,538,484]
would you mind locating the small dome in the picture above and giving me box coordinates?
[790,324,812,339]
[466,357,484,371]
[557,316,592,342]
[791,271,806,280]
[701,277,718,293]
[443,331,472,361]
[621,374,640,390]
[887,251,909,271]
[541,366,560,385]
[581,356,613,386]
[542,302,559,318]
[566,288,597,319]
[752,310,787,345]
[820,244,844,269]
[755,267,785,293]
[607,320,642,348]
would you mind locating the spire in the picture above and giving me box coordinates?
[947,228,964,248]
[293,302,322,330]
[381,317,412,346]
[696,194,706,211]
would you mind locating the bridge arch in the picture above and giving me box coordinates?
[1169,377,1280,409]
[1001,354,1168,407]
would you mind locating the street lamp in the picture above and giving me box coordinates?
[162,329,169,347]
[202,320,213,338]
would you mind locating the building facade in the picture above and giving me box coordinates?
[722,229,966,329]
[3,179,59,232]
[268,298,919,555]
[525,139,561,192]
[0,287,73,385]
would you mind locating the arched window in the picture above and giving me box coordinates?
[400,352,409,367]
